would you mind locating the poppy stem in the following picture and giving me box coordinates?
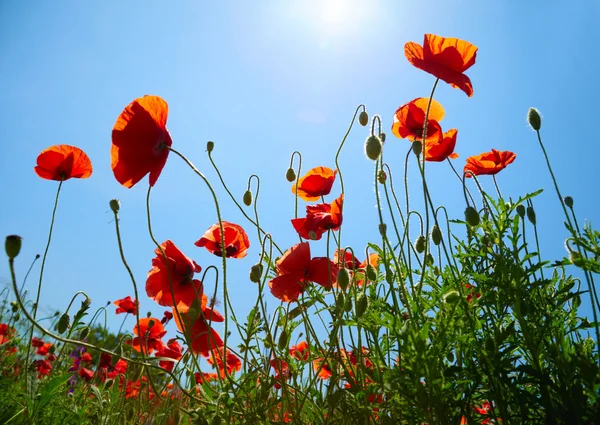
[447,158,475,206]
[492,175,502,199]
[334,104,366,204]
[290,151,302,221]
[247,174,263,246]
[17,254,40,299]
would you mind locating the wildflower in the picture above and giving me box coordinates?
[464,149,516,177]
[292,166,337,201]
[78,368,94,381]
[268,242,338,302]
[146,240,203,311]
[392,97,445,142]
[114,296,138,315]
[0,324,15,344]
[81,352,92,363]
[34,145,93,181]
[313,357,333,380]
[111,95,172,188]
[161,310,173,325]
[425,129,459,162]
[173,307,224,356]
[155,339,183,372]
[194,371,219,385]
[334,249,380,286]
[289,341,310,361]
[291,194,343,240]
[36,359,52,378]
[405,34,478,97]
[195,222,250,259]
[270,358,290,389]
[207,348,242,377]
[36,343,53,356]
[129,318,166,354]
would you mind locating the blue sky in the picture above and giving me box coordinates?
[1,0,599,344]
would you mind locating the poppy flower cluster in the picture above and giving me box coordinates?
[292,194,343,240]
[334,249,380,287]
[31,337,57,378]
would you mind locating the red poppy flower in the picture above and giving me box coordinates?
[195,221,250,259]
[114,296,139,315]
[129,318,166,354]
[78,367,94,381]
[313,358,333,380]
[405,34,478,97]
[111,95,172,188]
[155,338,183,372]
[34,145,92,181]
[36,359,52,378]
[289,341,309,361]
[81,352,92,363]
[268,242,338,302]
[207,348,242,377]
[173,308,224,356]
[292,167,337,201]
[108,359,128,380]
[161,310,173,325]
[291,194,343,240]
[464,149,516,177]
[392,98,445,142]
[0,324,15,345]
[424,129,459,162]
[31,337,45,348]
[36,343,53,356]
[271,358,290,389]
[146,240,203,311]
[194,371,219,385]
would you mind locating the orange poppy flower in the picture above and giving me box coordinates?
[146,240,203,311]
[130,318,166,354]
[194,371,219,385]
[111,95,172,188]
[195,221,250,259]
[424,128,459,162]
[114,296,138,315]
[34,145,93,181]
[405,34,478,97]
[292,166,337,201]
[207,348,242,377]
[268,242,338,302]
[155,338,183,372]
[289,341,310,361]
[173,308,224,356]
[464,149,516,177]
[392,98,445,142]
[291,194,343,240]
[313,357,333,380]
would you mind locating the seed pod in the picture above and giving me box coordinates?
[206,141,214,153]
[412,141,423,156]
[5,235,22,260]
[358,110,369,126]
[109,199,120,213]
[564,196,574,208]
[431,225,442,246]
[444,290,460,304]
[415,235,426,253]
[366,264,377,282]
[243,190,253,206]
[526,206,536,225]
[464,206,480,227]
[337,267,350,291]
[286,168,296,182]
[355,293,368,318]
[249,263,263,283]
[527,107,542,131]
[57,313,71,334]
[278,329,288,351]
[516,204,525,218]
[365,135,382,161]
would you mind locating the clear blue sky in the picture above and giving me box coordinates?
[1,0,599,342]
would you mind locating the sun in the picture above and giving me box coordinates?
[316,0,373,35]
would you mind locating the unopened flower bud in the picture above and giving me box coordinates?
[249,263,263,283]
[278,329,289,351]
[57,313,71,334]
[243,190,253,206]
[337,267,350,291]
[206,141,214,153]
[286,168,296,182]
[335,292,345,310]
[377,170,387,184]
[380,132,386,143]
[431,225,442,246]
[358,110,369,126]
[412,141,423,156]
[365,135,382,161]
[564,196,574,208]
[516,204,525,218]
[444,290,460,304]
[79,327,90,340]
[527,107,542,131]
[355,293,368,318]
[378,223,387,236]
[526,206,536,225]
[415,235,426,254]
[10,301,18,312]
[5,235,22,260]
[109,199,120,213]
[464,206,480,227]
[366,265,377,282]
[104,379,115,390]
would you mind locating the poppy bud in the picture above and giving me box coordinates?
[464,206,480,227]
[355,293,368,318]
[57,313,70,334]
[109,199,120,213]
[104,379,115,390]
[14,313,20,321]
[385,268,394,284]
[380,132,386,143]
[564,196,574,208]
[365,135,382,161]
[5,235,22,260]
[415,235,426,254]
[366,265,377,282]
[249,263,263,283]
[336,292,345,311]
[516,204,525,218]
[243,190,253,206]
[79,327,90,340]
[377,170,387,184]
[278,329,289,351]
[526,206,536,225]
[378,223,387,236]
[286,168,296,182]
[206,141,214,153]
[337,267,350,291]
[431,225,442,246]
[569,250,583,266]
[426,253,434,266]
[444,290,460,305]
[527,107,542,131]
[412,141,423,157]
[11,301,18,312]
[358,110,369,127]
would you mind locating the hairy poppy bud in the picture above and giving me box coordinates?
[286,168,296,182]
[564,196,574,208]
[426,253,434,266]
[377,170,387,184]
[336,292,345,311]
[206,141,214,153]
[355,293,368,318]
[358,110,369,127]
[415,235,426,253]
[366,264,377,282]
[385,268,394,284]
[365,135,382,161]
[527,107,542,131]
[5,235,22,260]
[378,223,387,236]
[526,206,536,225]
[243,190,253,206]
[444,290,460,304]
[10,301,18,312]
[412,141,423,156]
[431,225,442,246]
[337,267,350,291]
[109,199,120,213]
[79,327,90,340]
[57,313,71,334]
[516,204,525,218]
[278,329,289,351]
[380,132,386,143]
[249,263,263,283]
[464,206,480,227]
